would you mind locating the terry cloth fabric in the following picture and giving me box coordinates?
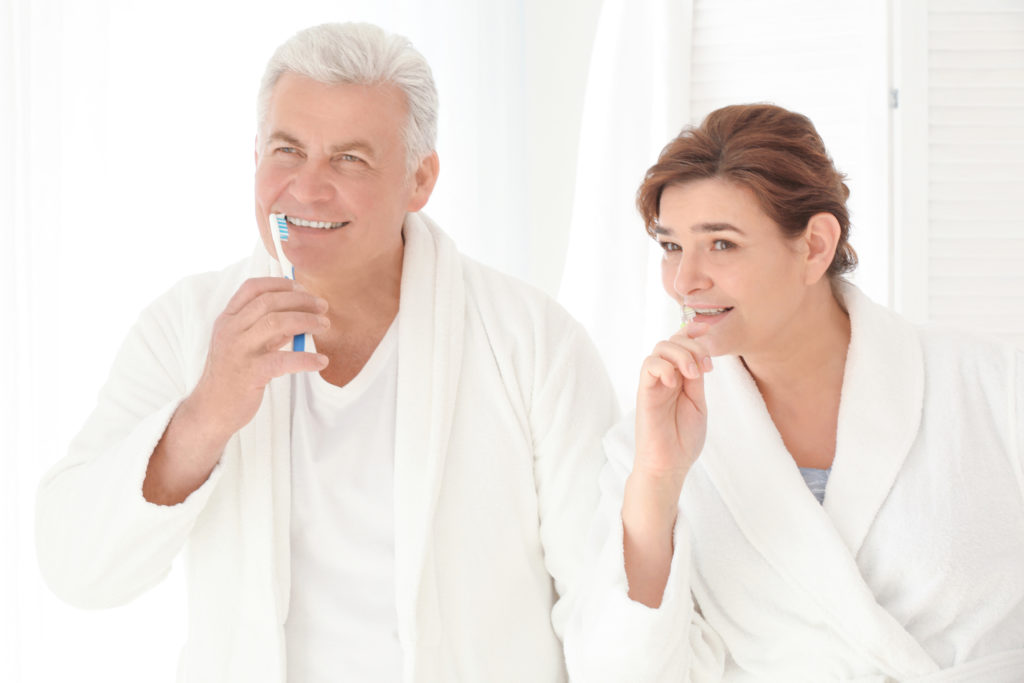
[37,212,620,683]
[565,282,1024,682]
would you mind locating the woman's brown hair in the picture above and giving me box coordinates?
[637,104,857,278]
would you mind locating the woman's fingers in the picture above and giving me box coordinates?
[650,338,710,380]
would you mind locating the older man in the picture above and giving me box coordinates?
[37,22,617,682]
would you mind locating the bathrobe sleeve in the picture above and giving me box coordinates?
[36,274,228,609]
[564,417,727,683]
[527,300,622,639]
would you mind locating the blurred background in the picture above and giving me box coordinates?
[2,0,1021,680]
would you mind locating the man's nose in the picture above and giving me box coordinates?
[290,160,335,204]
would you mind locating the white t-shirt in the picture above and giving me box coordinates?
[285,322,402,682]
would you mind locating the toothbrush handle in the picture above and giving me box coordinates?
[282,264,308,353]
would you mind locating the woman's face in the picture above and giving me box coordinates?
[655,177,814,358]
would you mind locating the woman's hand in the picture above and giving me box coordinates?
[634,322,712,484]
[623,322,712,607]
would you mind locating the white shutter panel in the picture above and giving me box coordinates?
[926,0,1024,347]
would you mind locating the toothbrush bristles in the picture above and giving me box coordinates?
[681,305,696,327]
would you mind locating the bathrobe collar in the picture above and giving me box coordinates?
[697,282,937,678]
[391,213,466,673]
[236,213,463,680]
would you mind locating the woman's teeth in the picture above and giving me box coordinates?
[287,216,346,229]
[695,307,730,315]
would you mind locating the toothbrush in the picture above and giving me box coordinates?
[269,213,307,352]
[680,305,697,328]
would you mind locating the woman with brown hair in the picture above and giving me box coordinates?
[565,104,1024,681]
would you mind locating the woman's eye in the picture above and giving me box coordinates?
[659,241,681,253]
[712,239,734,251]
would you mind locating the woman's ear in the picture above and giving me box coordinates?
[803,212,841,285]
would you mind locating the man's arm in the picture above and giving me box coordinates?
[142,277,328,505]
[36,276,327,607]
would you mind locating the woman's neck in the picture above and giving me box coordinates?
[740,283,852,469]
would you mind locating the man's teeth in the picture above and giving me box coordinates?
[695,307,730,315]
[287,217,346,229]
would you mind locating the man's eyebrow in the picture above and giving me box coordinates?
[266,131,302,147]
[329,139,376,156]
[265,131,377,157]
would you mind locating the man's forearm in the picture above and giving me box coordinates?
[142,391,233,505]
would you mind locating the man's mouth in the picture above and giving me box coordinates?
[692,307,732,315]
[285,215,349,230]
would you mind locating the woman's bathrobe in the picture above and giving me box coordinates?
[36,213,619,682]
[566,284,1024,682]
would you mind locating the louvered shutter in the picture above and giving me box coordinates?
[924,0,1024,346]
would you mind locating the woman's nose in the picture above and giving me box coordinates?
[673,253,711,296]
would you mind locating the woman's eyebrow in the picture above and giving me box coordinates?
[692,222,745,236]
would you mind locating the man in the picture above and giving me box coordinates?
[36,22,618,682]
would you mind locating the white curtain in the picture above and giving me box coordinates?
[559,0,894,410]
[1,1,600,680]
[558,0,694,410]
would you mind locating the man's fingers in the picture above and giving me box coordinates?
[262,350,329,379]
[231,290,329,332]
[246,311,330,351]
[222,277,300,316]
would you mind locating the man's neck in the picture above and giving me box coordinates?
[297,241,404,332]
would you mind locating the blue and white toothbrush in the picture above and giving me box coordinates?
[269,213,307,352]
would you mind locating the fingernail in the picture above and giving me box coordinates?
[316,354,329,365]
[702,356,713,371]
[687,361,698,377]
[315,297,328,311]
[318,316,330,327]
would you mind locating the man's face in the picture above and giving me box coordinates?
[254,73,434,280]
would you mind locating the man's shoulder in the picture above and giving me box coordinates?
[141,249,264,325]
[459,255,574,327]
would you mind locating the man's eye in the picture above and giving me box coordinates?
[276,147,298,154]
[659,241,681,253]
[340,154,362,163]
[712,239,735,251]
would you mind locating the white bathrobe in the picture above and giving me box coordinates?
[566,284,1024,682]
[36,213,619,682]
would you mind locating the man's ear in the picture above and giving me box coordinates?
[803,212,841,285]
[406,152,440,212]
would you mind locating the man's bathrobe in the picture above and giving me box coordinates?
[36,213,619,682]
[566,284,1024,682]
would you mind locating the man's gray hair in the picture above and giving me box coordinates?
[257,22,438,174]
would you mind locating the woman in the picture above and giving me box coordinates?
[565,104,1024,681]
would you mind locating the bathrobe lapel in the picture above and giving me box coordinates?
[217,247,294,679]
[228,223,464,680]
[392,213,465,679]
[697,284,938,679]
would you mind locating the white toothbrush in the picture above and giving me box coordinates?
[680,305,696,328]
[269,213,308,352]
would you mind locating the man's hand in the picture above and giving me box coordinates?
[142,277,329,505]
